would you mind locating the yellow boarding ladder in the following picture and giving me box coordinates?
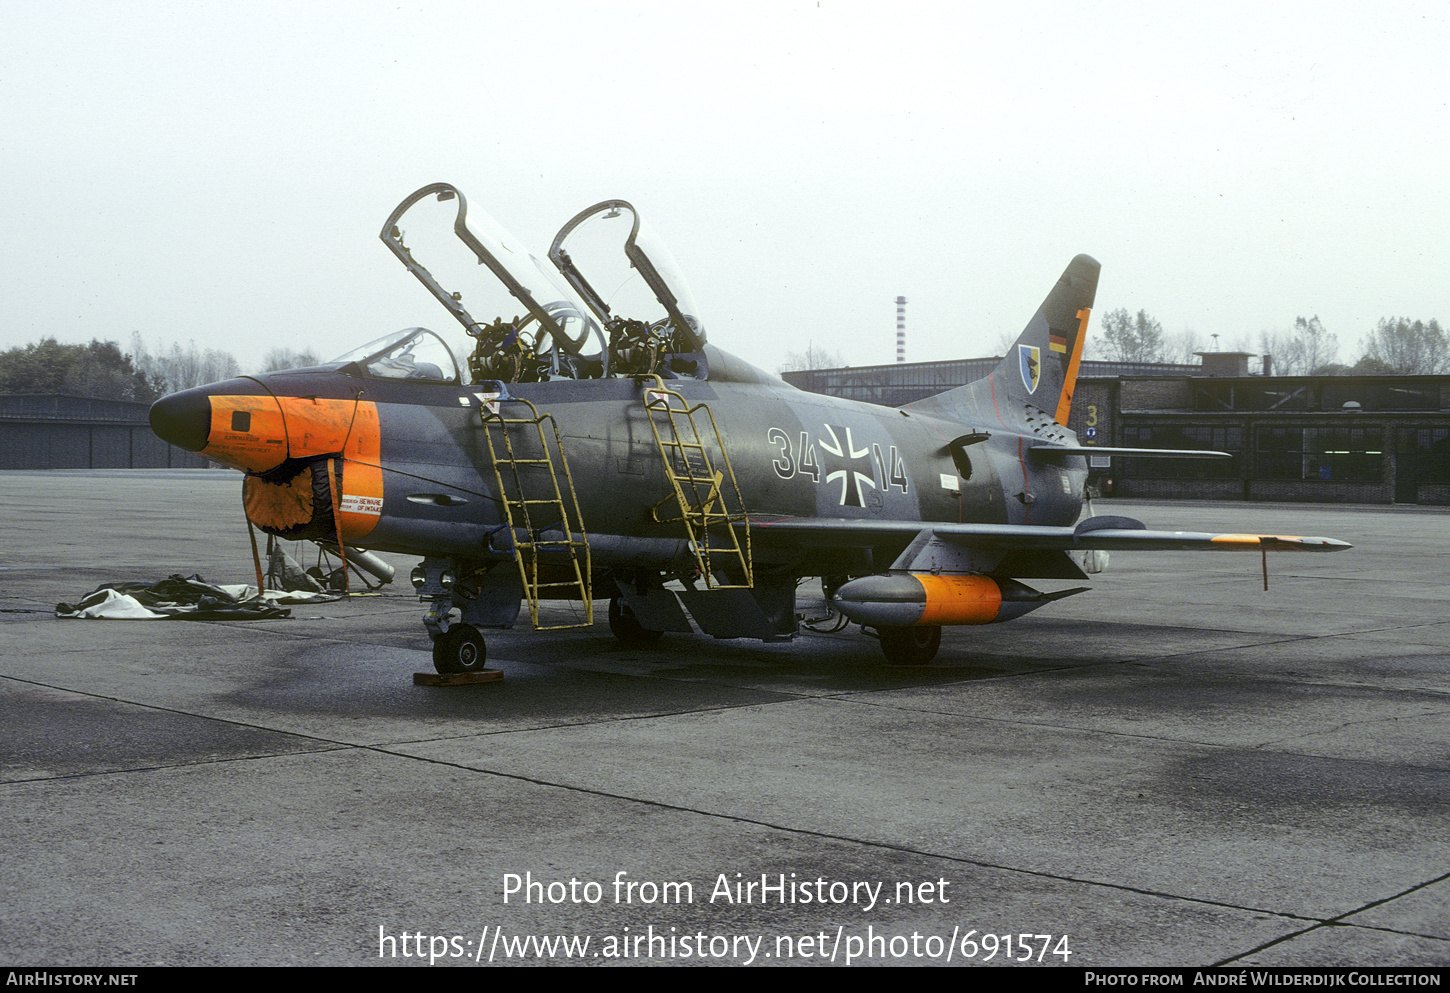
[480,397,593,629]
[642,376,753,589]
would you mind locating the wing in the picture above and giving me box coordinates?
[751,514,1351,553]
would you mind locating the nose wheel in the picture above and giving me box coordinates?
[433,623,487,674]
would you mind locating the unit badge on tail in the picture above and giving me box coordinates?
[1018,344,1041,394]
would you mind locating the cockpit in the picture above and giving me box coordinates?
[330,328,462,384]
[369,184,715,388]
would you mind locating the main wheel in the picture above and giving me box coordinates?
[433,623,487,674]
[608,596,664,645]
[878,625,942,666]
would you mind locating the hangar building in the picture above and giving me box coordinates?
[783,354,1450,506]
[0,394,206,470]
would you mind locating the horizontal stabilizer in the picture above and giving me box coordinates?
[1028,446,1231,461]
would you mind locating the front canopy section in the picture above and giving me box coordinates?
[331,328,461,384]
[549,200,708,380]
[380,183,607,384]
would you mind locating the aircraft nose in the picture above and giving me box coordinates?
[149,382,290,473]
[149,389,213,452]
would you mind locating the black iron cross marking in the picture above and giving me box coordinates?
[819,424,876,507]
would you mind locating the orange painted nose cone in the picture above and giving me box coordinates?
[201,394,291,472]
[150,388,289,473]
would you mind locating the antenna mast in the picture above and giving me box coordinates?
[895,296,907,363]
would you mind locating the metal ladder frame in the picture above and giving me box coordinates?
[480,397,593,629]
[641,376,753,589]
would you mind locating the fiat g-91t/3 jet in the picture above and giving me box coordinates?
[149,183,1350,672]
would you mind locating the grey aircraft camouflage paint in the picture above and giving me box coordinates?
[150,183,1350,670]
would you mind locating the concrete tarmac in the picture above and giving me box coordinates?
[1,470,1447,967]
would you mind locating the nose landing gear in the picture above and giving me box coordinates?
[413,557,521,677]
[433,623,487,673]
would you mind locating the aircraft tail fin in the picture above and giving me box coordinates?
[912,254,1099,426]
[993,254,1098,423]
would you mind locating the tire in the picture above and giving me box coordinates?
[878,625,942,666]
[608,596,664,645]
[433,623,487,674]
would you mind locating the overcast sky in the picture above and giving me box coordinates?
[3,1,1447,375]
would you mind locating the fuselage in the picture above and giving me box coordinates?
[149,346,1088,581]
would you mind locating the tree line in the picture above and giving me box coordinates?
[1096,309,1449,376]
[0,336,321,402]
[2,314,1446,401]
[779,311,1447,378]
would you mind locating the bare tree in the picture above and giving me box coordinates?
[1359,317,1448,375]
[1295,316,1339,374]
[1161,327,1204,366]
[1099,308,1164,363]
[262,347,322,372]
[778,344,846,372]
[1260,316,1339,376]
[130,334,241,394]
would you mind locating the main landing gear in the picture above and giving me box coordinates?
[608,595,664,645]
[877,625,942,666]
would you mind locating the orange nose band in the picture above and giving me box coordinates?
[198,395,384,540]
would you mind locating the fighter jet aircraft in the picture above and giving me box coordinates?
[149,182,1349,671]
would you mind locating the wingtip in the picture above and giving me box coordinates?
[1276,535,1354,551]
[1289,536,1354,551]
[1208,534,1353,551]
